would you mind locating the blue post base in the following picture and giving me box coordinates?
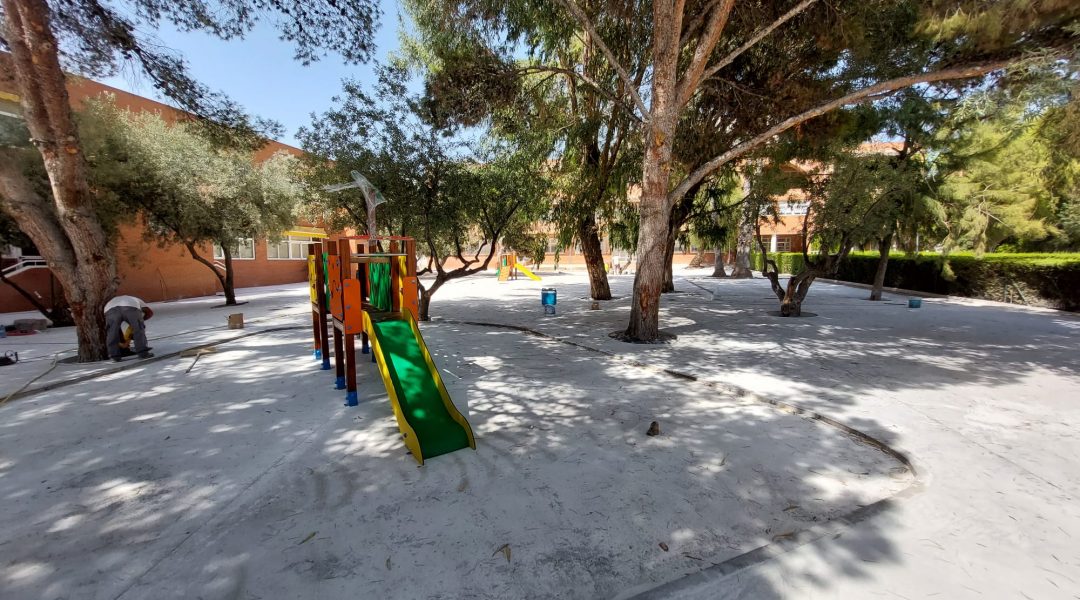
[345,391,358,406]
[321,358,332,371]
[361,346,369,354]
[335,375,346,389]
[313,349,321,360]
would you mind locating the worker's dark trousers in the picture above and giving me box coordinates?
[105,306,148,358]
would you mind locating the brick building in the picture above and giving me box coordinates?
[1,77,331,313]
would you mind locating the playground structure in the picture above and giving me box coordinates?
[307,236,476,464]
[497,252,542,282]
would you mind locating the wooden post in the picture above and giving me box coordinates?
[309,242,321,357]
[311,241,331,371]
[402,238,420,321]
[390,239,401,313]
[333,322,345,389]
[327,241,347,392]
[339,238,358,405]
[358,238,370,355]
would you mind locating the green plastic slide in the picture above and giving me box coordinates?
[369,316,473,461]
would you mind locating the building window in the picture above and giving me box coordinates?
[775,236,792,252]
[267,235,317,260]
[213,238,255,260]
[779,201,809,215]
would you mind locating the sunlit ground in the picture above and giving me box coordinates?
[0,278,912,599]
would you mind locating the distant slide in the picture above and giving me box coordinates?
[514,262,542,281]
[364,311,476,464]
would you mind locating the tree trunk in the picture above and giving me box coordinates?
[418,276,449,321]
[578,213,611,300]
[185,241,234,304]
[662,232,677,293]
[731,192,755,278]
[222,245,237,305]
[419,285,433,321]
[0,2,118,361]
[869,231,894,301]
[765,270,818,317]
[662,190,696,293]
[624,3,679,342]
[712,246,728,277]
[688,247,706,268]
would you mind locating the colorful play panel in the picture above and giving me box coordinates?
[307,236,475,464]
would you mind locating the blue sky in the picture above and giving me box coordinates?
[100,0,408,148]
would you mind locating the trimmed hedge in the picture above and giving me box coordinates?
[750,251,1080,311]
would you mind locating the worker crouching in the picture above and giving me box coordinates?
[104,295,154,362]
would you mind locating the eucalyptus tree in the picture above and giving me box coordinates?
[299,68,552,320]
[403,0,649,300]
[408,0,1078,341]
[0,0,379,360]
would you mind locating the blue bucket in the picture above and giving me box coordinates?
[908,298,922,308]
[541,287,557,314]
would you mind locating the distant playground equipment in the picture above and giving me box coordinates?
[307,235,476,465]
[497,252,542,282]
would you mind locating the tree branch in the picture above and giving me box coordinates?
[184,241,226,288]
[516,65,642,122]
[698,0,821,88]
[555,0,649,120]
[676,0,736,108]
[670,58,1015,203]
[679,0,724,47]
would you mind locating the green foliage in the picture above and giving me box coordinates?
[44,0,381,138]
[686,176,740,252]
[750,251,807,275]
[298,65,552,280]
[501,230,547,265]
[402,0,646,255]
[929,64,1080,253]
[80,98,302,255]
[938,112,1060,254]
[754,250,1080,309]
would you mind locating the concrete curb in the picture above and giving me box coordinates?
[436,317,926,600]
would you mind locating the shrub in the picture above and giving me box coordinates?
[750,251,806,275]
[751,251,1080,310]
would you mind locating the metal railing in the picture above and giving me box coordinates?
[1,255,48,278]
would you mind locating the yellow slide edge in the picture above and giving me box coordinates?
[514,262,542,281]
[363,310,425,465]
[402,310,476,450]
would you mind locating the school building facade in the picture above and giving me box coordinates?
[1,76,332,313]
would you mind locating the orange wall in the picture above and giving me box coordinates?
[2,220,317,312]
[0,76,313,313]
